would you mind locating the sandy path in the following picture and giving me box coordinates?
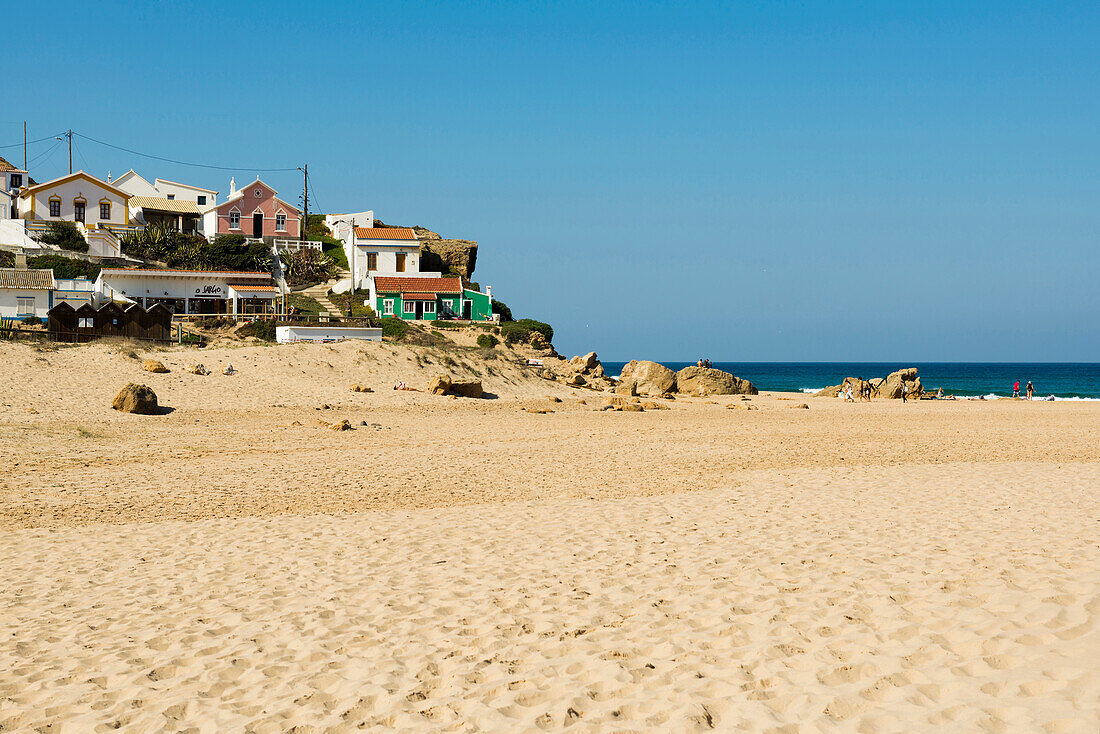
[2,461,1097,733]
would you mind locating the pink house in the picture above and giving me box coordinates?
[207,178,301,239]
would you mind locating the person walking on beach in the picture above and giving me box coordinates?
[1026,381,1034,400]
[1013,380,1020,398]
[902,382,909,403]
[844,381,854,402]
[862,379,872,401]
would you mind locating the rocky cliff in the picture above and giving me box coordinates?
[374,221,478,280]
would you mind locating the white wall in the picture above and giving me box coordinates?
[0,289,52,318]
[352,242,422,286]
[156,180,217,206]
[276,325,381,343]
[97,272,267,305]
[20,175,128,227]
[112,172,159,197]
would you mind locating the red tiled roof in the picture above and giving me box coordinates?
[0,156,23,173]
[402,293,436,300]
[354,227,418,240]
[0,268,55,289]
[101,269,271,277]
[373,276,462,294]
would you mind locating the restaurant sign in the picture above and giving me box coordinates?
[193,284,224,297]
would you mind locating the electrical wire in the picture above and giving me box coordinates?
[0,132,66,150]
[72,131,299,172]
[305,170,324,217]
[26,140,63,168]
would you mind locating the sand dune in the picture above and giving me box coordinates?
[0,340,1096,731]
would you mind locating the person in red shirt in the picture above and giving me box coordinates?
[1013,380,1020,398]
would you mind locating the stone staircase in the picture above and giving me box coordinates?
[297,269,350,316]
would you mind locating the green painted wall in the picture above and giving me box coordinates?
[375,288,492,321]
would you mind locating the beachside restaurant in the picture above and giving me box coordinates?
[94,268,280,317]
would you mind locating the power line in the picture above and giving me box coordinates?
[305,170,324,216]
[26,140,63,168]
[72,131,299,172]
[0,132,66,150]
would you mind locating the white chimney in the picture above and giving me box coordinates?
[486,285,492,298]
[229,177,236,195]
[107,171,112,183]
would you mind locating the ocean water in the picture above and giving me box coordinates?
[600,363,1100,400]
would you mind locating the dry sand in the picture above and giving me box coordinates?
[0,340,1097,732]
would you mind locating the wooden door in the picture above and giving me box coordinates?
[74,202,85,223]
[253,212,264,237]
[396,253,406,272]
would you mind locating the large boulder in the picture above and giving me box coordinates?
[613,379,638,396]
[675,366,758,396]
[428,375,452,395]
[112,383,159,414]
[449,380,483,398]
[570,352,600,371]
[428,375,483,398]
[878,368,923,400]
[815,370,921,400]
[143,359,169,374]
[619,360,677,395]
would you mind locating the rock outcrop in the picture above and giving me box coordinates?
[675,366,758,396]
[619,360,677,396]
[428,375,483,398]
[413,226,477,279]
[815,368,923,400]
[185,364,209,376]
[112,384,159,414]
[142,359,169,374]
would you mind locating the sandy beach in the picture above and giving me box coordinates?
[1,339,1097,732]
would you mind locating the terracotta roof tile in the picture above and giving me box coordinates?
[354,227,418,240]
[401,293,436,300]
[373,276,462,294]
[0,156,23,173]
[0,268,55,289]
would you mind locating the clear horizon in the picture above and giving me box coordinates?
[7,1,1098,361]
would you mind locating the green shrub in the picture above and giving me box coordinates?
[500,321,530,344]
[27,255,101,281]
[320,238,349,270]
[380,317,409,340]
[514,318,553,343]
[491,299,513,322]
[283,248,336,287]
[41,221,88,252]
[22,315,43,326]
[212,234,247,248]
[237,320,276,341]
[477,333,499,349]
[0,251,13,267]
[286,293,324,316]
[327,289,373,317]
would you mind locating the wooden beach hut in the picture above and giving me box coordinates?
[47,301,77,342]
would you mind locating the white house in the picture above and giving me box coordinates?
[111,170,217,235]
[17,171,130,257]
[347,227,438,292]
[0,268,55,319]
[0,157,29,219]
[325,210,374,243]
[95,268,279,316]
[111,170,217,207]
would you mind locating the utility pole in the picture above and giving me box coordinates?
[300,164,308,242]
[23,122,27,170]
[65,130,72,174]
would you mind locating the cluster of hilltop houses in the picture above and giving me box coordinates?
[0,156,494,324]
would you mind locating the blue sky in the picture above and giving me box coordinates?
[5,1,1098,360]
